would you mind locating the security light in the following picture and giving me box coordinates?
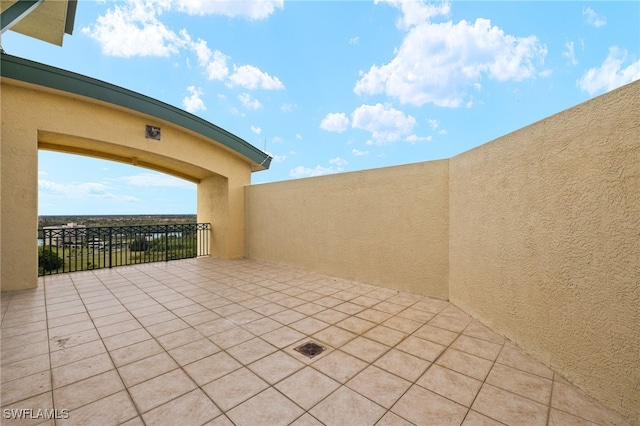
[145,125,161,140]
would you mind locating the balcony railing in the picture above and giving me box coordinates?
[38,223,211,276]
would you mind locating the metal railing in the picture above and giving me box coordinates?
[38,223,210,276]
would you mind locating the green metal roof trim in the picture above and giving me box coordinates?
[0,53,271,171]
[65,0,78,35]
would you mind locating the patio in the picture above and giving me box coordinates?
[0,258,630,425]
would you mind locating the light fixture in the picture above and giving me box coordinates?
[145,125,161,140]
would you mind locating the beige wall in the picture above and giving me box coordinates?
[244,80,639,423]
[245,160,450,298]
[1,119,39,292]
[449,80,639,423]
[1,79,254,291]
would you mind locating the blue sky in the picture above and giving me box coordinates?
[3,1,639,215]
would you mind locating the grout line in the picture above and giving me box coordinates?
[42,276,58,426]
[6,259,624,426]
[459,331,508,425]
[546,373,556,426]
[69,269,147,425]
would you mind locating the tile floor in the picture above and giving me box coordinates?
[0,258,631,426]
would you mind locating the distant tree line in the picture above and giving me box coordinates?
[38,214,197,228]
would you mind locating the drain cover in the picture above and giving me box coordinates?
[294,341,325,358]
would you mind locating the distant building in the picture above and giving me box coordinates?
[42,222,86,247]
[87,238,105,249]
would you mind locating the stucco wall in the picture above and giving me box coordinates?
[0,113,39,291]
[245,160,450,298]
[449,80,640,423]
[1,79,256,291]
[244,81,638,422]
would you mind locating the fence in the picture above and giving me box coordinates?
[38,223,211,276]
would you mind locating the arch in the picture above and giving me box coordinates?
[1,54,271,291]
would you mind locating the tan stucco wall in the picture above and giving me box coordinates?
[0,120,39,292]
[245,160,450,298]
[449,80,640,423]
[244,81,639,422]
[1,79,254,291]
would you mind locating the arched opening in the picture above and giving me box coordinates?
[38,150,197,216]
[1,54,270,291]
[37,150,203,275]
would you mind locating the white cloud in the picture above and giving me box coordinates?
[39,179,104,195]
[583,7,606,28]
[182,86,206,113]
[281,103,295,112]
[176,0,283,20]
[539,69,552,78]
[38,179,142,202]
[351,103,416,145]
[119,173,195,189]
[320,113,350,133]
[84,1,284,91]
[289,165,341,178]
[228,65,285,90]
[230,107,244,117]
[251,125,262,134]
[82,0,185,57]
[269,154,287,163]
[289,157,349,178]
[377,0,451,29]
[190,38,230,81]
[563,41,577,65]
[425,119,447,136]
[329,157,348,167]
[352,148,369,156]
[238,93,262,110]
[355,2,547,107]
[349,36,359,45]
[406,134,432,143]
[578,47,640,95]
[295,134,302,140]
[188,35,283,91]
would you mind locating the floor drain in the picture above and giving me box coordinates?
[294,341,325,358]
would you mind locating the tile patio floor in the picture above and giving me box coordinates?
[0,258,630,426]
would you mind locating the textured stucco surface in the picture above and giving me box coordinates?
[1,79,254,291]
[244,81,639,423]
[449,80,640,424]
[0,119,39,292]
[245,160,450,299]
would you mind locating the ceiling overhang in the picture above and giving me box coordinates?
[1,0,77,46]
[1,53,272,171]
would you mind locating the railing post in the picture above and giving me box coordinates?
[109,228,113,268]
[165,224,169,261]
[61,228,66,273]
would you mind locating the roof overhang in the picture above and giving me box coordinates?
[0,53,272,171]
[1,0,77,46]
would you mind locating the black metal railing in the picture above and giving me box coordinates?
[38,223,210,276]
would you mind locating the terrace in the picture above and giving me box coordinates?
[1,3,637,424]
[1,257,630,425]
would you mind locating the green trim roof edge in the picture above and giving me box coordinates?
[66,0,78,35]
[0,53,272,171]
